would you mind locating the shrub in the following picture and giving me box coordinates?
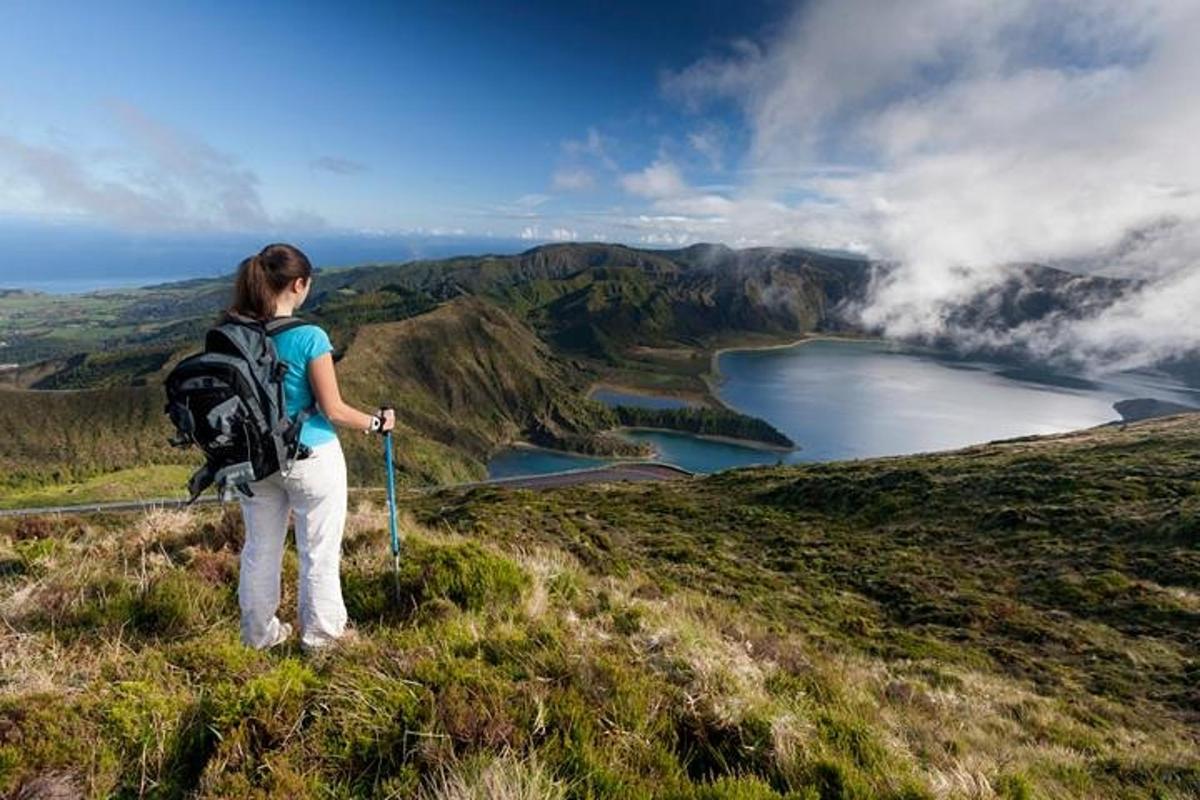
[348,539,530,622]
[130,570,232,638]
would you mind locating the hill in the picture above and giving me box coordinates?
[3,242,1196,504]
[0,414,1196,798]
[331,295,646,486]
[0,296,654,501]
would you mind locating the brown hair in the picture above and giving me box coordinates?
[228,243,314,321]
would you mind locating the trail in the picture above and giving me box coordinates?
[0,461,693,518]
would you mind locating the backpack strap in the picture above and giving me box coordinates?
[262,317,321,456]
[264,316,311,336]
[263,317,324,454]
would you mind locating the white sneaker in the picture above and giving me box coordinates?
[300,625,360,656]
[266,621,293,650]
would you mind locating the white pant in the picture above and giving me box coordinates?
[237,436,349,650]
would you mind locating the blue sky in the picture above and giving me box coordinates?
[2,0,1196,374]
[0,0,781,244]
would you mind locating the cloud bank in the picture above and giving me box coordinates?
[646,0,1200,375]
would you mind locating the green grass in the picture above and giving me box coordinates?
[0,465,192,509]
[1,296,647,496]
[0,415,1197,798]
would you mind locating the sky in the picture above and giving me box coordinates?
[0,0,782,242]
[2,0,1199,373]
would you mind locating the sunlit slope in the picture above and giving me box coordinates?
[0,296,639,499]
[0,414,1196,798]
[333,295,639,485]
[0,385,185,493]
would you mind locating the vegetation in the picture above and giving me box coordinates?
[0,244,860,497]
[0,385,189,493]
[0,296,654,500]
[4,242,1197,503]
[0,465,192,510]
[1,242,868,369]
[611,406,795,449]
[26,346,175,390]
[1,414,1196,798]
[332,295,647,488]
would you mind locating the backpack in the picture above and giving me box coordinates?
[163,312,319,503]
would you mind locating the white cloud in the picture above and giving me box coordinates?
[642,0,1200,373]
[661,39,764,112]
[0,98,325,232]
[515,193,550,209]
[519,224,578,242]
[551,167,595,191]
[620,160,687,199]
[687,126,725,171]
[562,126,616,171]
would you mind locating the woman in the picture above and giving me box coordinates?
[228,242,394,653]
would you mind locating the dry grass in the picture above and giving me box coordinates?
[418,752,567,800]
[2,417,1198,799]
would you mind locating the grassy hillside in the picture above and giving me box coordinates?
[333,295,645,486]
[1,415,1195,798]
[0,385,188,492]
[0,243,870,372]
[0,296,652,502]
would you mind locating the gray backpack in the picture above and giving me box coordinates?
[163,312,318,502]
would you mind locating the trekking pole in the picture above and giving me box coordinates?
[381,406,401,602]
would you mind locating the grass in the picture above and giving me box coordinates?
[1,295,652,499]
[0,465,192,509]
[0,414,1197,798]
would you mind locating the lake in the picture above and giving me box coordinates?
[485,446,610,480]
[487,339,1199,477]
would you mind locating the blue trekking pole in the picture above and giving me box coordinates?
[381,406,401,600]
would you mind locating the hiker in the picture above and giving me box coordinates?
[228,243,395,652]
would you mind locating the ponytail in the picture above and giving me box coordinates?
[228,243,314,321]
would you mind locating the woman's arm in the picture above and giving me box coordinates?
[307,352,395,432]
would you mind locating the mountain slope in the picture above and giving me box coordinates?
[0,295,644,497]
[11,242,1197,384]
[1,414,1196,798]
[1,243,872,368]
[332,295,642,485]
[0,385,184,492]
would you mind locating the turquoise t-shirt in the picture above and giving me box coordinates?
[271,323,338,448]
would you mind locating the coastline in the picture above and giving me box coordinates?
[586,333,883,414]
[582,332,881,453]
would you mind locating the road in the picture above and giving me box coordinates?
[0,461,693,518]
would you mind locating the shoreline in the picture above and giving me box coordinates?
[706,333,884,387]
[492,422,794,467]
[587,332,884,414]
[701,332,884,412]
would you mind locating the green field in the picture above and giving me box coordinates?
[0,465,193,510]
[1,414,1196,798]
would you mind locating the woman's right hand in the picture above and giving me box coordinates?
[378,407,395,432]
